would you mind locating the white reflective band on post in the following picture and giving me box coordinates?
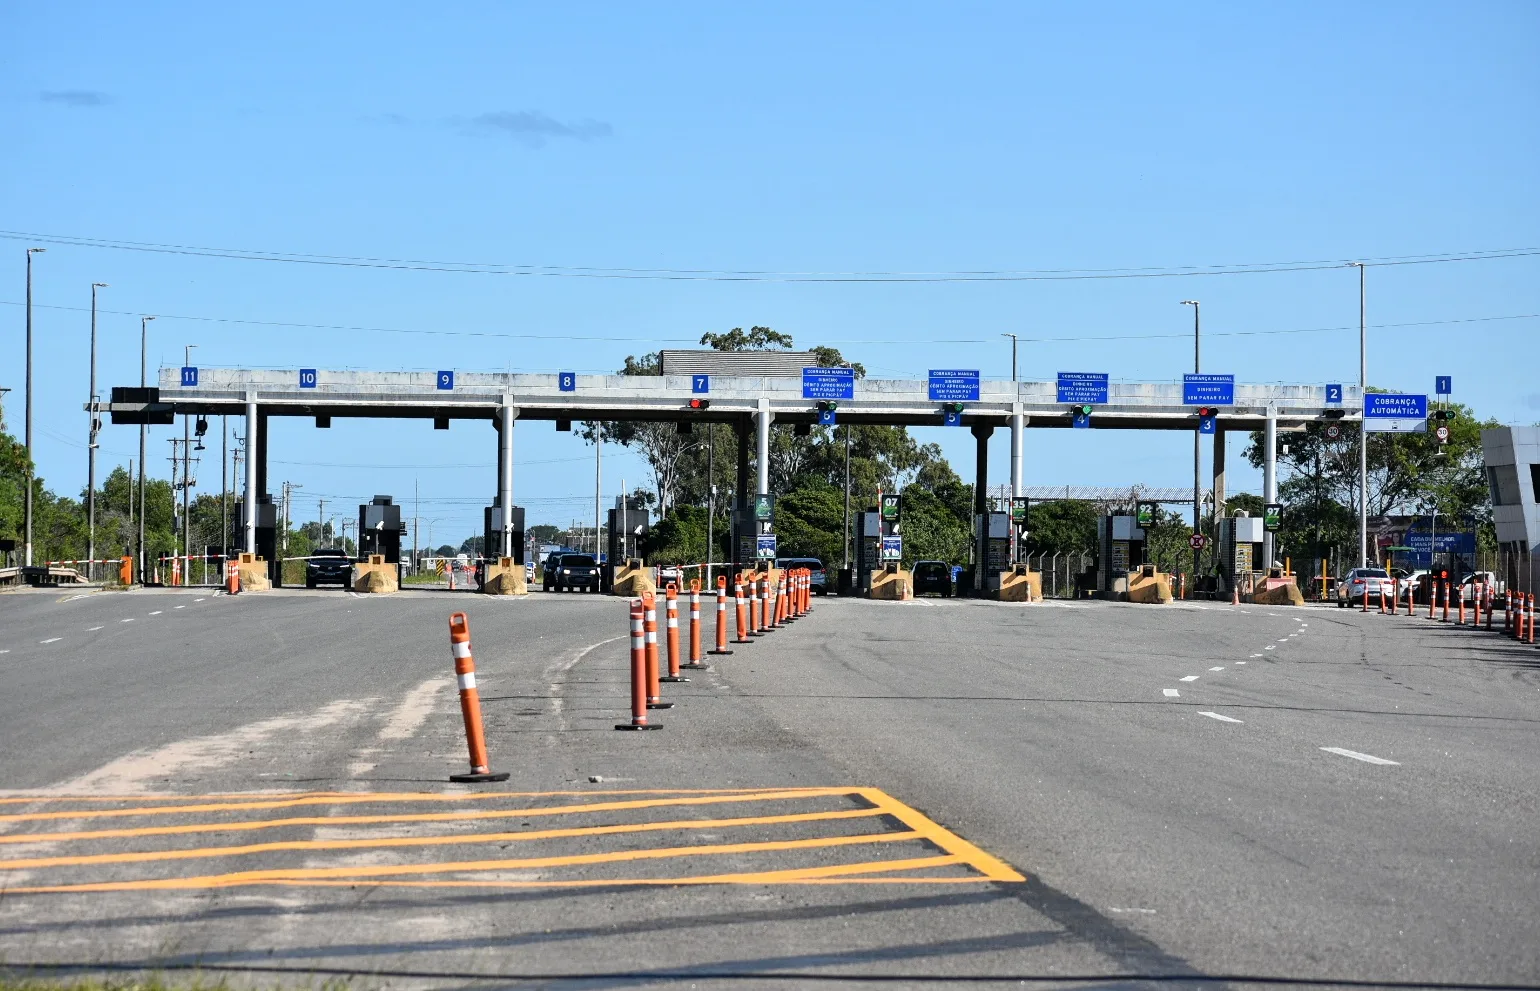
[646,631,657,643]
[457,672,477,691]
[451,641,472,659]
[691,610,700,619]
[668,617,678,628]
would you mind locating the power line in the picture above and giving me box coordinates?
[2,228,1537,282]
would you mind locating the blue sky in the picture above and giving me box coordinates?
[4,2,1537,540]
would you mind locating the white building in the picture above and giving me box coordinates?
[1481,425,1540,593]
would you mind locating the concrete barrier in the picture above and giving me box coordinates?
[992,565,1042,603]
[1253,576,1305,606]
[482,557,528,596]
[1126,564,1173,604]
[352,554,399,593]
[869,564,913,600]
[236,552,271,592]
[611,559,656,597]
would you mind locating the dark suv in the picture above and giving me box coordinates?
[305,548,353,589]
[913,560,954,597]
[544,553,600,592]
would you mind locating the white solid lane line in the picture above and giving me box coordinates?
[1209,666,1224,671]
[1180,675,1199,682]
[174,605,185,609]
[1236,661,1247,665]
[1199,711,1243,723]
[1321,747,1399,766]
[1163,689,1181,697]
[87,626,103,631]
[120,618,134,623]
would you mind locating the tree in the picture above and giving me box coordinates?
[1023,500,1099,556]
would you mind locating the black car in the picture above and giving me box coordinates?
[912,560,954,597]
[544,553,600,592]
[306,548,353,588]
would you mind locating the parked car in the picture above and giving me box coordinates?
[912,560,954,597]
[776,557,829,595]
[1336,567,1393,607]
[305,548,353,589]
[543,553,600,592]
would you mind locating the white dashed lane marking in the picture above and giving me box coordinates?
[1236,661,1246,665]
[119,618,134,623]
[194,598,205,602]
[1321,747,1399,766]
[1264,646,1275,650]
[1198,711,1243,724]
[87,626,103,631]
[1208,666,1224,672]
[148,611,162,616]
[174,605,185,609]
[39,638,62,644]
[1180,675,1199,682]
[1163,689,1181,698]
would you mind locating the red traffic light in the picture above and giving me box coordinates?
[688,398,710,410]
[1197,407,1217,418]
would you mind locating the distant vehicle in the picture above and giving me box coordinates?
[305,548,352,589]
[1458,571,1502,602]
[912,560,954,597]
[543,553,600,592]
[657,564,682,587]
[776,557,828,595]
[1336,567,1392,607]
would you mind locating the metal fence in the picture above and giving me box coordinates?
[1020,552,1094,598]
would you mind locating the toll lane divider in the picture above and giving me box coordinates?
[447,613,510,783]
[1363,579,1536,649]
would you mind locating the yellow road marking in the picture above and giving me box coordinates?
[0,807,885,871]
[856,787,1025,882]
[6,831,918,893]
[0,787,843,824]
[0,788,859,844]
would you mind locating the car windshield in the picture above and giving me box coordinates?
[313,549,349,558]
[1357,569,1390,578]
[563,556,596,567]
[916,563,946,576]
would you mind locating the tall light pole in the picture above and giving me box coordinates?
[182,344,197,579]
[1181,300,1201,583]
[1347,262,1368,567]
[23,247,46,567]
[87,282,108,579]
[1000,333,1018,383]
[138,315,155,583]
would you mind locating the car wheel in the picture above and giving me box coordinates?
[306,578,315,589]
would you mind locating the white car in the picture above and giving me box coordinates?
[1336,568,1394,607]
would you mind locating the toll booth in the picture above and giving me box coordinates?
[358,495,404,565]
[240,495,279,584]
[731,495,776,572]
[606,498,650,564]
[482,502,527,565]
[974,511,1011,594]
[1217,514,1265,596]
[852,509,881,593]
[1096,514,1147,597]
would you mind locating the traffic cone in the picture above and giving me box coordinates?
[447,613,511,782]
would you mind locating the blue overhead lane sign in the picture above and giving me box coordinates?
[559,372,576,392]
[1183,374,1234,405]
[180,366,198,387]
[1056,372,1109,405]
[1326,383,1343,404]
[1436,376,1452,395]
[928,369,980,402]
[1364,393,1427,432]
[802,367,855,400]
[299,369,318,389]
[692,375,710,394]
[437,370,454,390]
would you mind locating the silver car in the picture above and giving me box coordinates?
[1336,567,1393,607]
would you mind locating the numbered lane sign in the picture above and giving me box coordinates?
[180,366,199,387]
[437,370,454,390]
[692,375,710,394]
[559,372,576,392]
[1435,375,1452,395]
[299,368,318,389]
[1325,383,1343,404]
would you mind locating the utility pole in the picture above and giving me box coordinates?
[220,415,228,561]
[166,438,181,581]
[182,345,197,582]
[1348,262,1368,567]
[706,426,715,584]
[843,424,852,572]
[24,247,46,568]
[317,498,325,552]
[413,477,419,573]
[1182,300,1201,585]
[595,430,603,563]
[137,315,155,583]
[87,281,108,579]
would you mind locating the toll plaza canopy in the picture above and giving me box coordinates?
[100,367,1361,562]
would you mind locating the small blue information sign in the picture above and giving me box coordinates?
[1183,373,1235,406]
[1073,411,1091,429]
[1056,372,1109,405]
[756,534,778,560]
[1363,393,1427,431]
[881,535,903,561]
[436,370,454,390]
[802,367,855,400]
[1199,413,1216,435]
[818,408,837,427]
[928,369,980,402]
[558,372,576,393]
[1435,375,1452,396]
[1326,383,1343,404]
[180,366,198,387]
[692,374,710,394]
[944,409,963,427]
[299,369,318,389]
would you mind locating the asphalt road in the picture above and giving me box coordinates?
[0,584,1536,988]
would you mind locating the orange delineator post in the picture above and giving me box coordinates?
[1528,594,1537,645]
[733,578,752,644]
[683,579,709,669]
[643,593,672,709]
[1458,586,1467,625]
[447,613,511,782]
[1379,585,1386,614]
[711,576,735,655]
[1362,582,1370,613]
[120,555,133,586]
[750,575,764,636]
[1441,581,1451,622]
[1486,586,1494,630]
[1428,583,1436,619]
[1507,591,1515,636]
[661,583,688,683]
[616,599,661,730]
[1389,579,1398,615]
[225,559,239,595]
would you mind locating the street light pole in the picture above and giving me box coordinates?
[182,344,197,581]
[1182,301,1201,585]
[87,281,108,579]
[1000,333,1018,383]
[138,315,155,584]
[23,247,45,567]
[1348,262,1368,567]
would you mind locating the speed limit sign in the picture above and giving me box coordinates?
[1435,425,1450,442]
[1325,423,1341,440]
[1189,533,1209,550]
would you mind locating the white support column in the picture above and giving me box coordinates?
[1263,405,1278,570]
[244,394,259,554]
[756,398,772,496]
[1010,404,1025,497]
[500,398,517,558]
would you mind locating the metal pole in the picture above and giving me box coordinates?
[182,345,195,583]
[756,400,772,496]
[138,315,154,582]
[23,248,45,567]
[1183,301,1201,582]
[220,416,228,561]
[499,400,515,558]
[1356,262,1368,567]
[87,281,107,579]
[1264,406,1278,569]
[594,420,602,564]
[842,423,852,571]
[244,396,258,554]
[706,426,715,582]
